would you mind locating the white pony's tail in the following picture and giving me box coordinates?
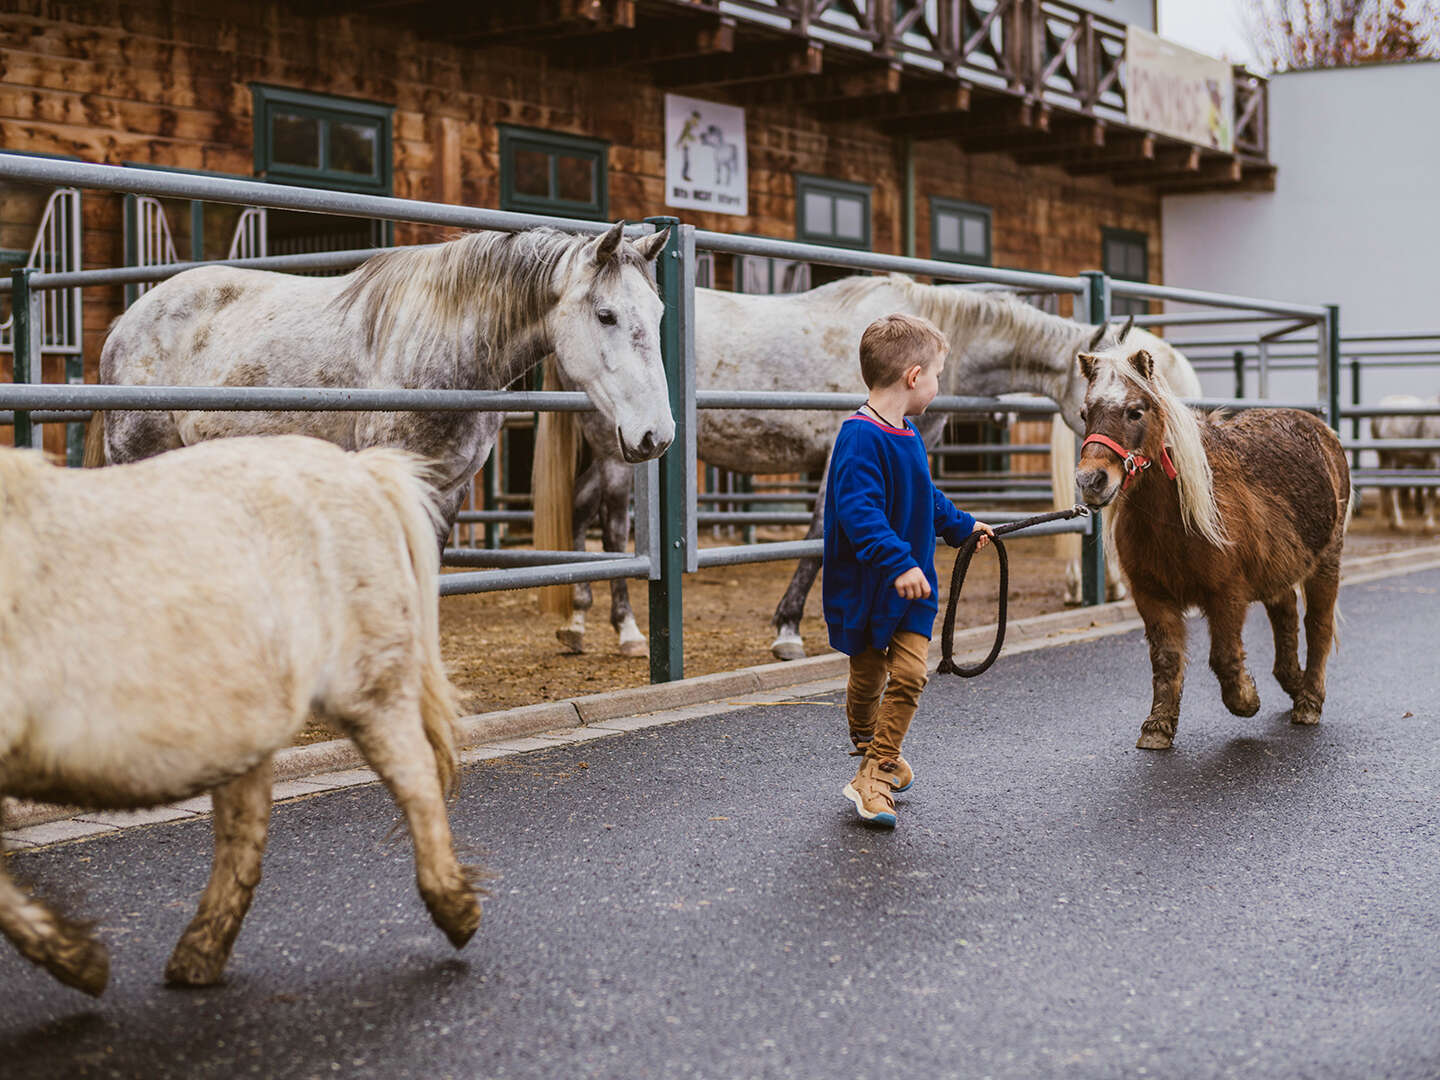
[359,448,462,798]
[533,355,581,618]
[83,411,107,468]
[1050,414,1079,561]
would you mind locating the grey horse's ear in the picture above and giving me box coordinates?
[1077,352,1098,382]
[635,223,671,262]
[594,220,626,264]
[1087,323,1108,351]
[1128,348,1154,381]
[1117,314,1135,343]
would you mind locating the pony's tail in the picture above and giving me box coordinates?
[83,412,107,468]
[532,355,580,618]
[1050,414,1080,561]
[361,448,462,799]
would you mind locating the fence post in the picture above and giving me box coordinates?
[1232,349,1245,400]
[1325,304,1341,434]
[10,267,37,450]
[1349,357,1361,475]
[1078,270,1107,607]
[646,215,689,683]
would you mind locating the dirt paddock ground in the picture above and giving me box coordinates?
[358,501,1440,742]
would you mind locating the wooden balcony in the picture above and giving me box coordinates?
[330,0,1273,193]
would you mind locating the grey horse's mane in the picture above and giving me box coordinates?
[335,227,649,369]
[898,277,1090,365]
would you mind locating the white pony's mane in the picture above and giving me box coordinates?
[1096,346,1227,547]
[335,227,648,371]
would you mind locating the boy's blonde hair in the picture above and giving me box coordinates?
[859,312,948,388]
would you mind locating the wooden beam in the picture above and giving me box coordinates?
[650,40,823,89]
[891,98,1045,140]
[725,64,902,108]
[1059,135,1157,176]
[966,118,1105,157]
[1151,158,1246,194]
[425,0,635,44]
[1107,146,1204,186]
[810,83,970,124]
[547,16,735,69]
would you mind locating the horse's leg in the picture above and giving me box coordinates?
[556,458,606,654]
[164,758,273,986]
[599,461,646,658]
[1265,588,1305,699]
[1133,590,1189,750]
[348,711,481,949]
[0,832,109,996]
[1292,560,1341,726]
[772,453,834,661]
[1206,595,1261,719]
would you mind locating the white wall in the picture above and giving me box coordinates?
[1162,61,1440,403]
[1070,0,1155,30]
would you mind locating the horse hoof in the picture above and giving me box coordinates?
[618,638,648,658]
[1222,683,1261,718]
[770,640,807,662]
[1136,730,1173,750]
[48,938,110,998]
[164,942,226,987]
[1290,706,1321,726]
[555,628,585,654]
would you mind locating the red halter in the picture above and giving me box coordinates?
[1081,433,1178,490]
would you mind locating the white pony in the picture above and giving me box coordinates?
[0,436,479,996]
[1371,393,1440,530]
[88,223,675,545]
[535,274,1199,658]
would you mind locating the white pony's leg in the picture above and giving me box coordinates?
[0,841,109,996]
[347,699,481,950]
[556,609,587,654]
[770,624,806,661]
[616,612,647,658]
[165,757,273,986]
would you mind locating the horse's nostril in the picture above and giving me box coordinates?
[638,431,656,456]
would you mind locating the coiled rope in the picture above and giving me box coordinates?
[935,504,1092,678]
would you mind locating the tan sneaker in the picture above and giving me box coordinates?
[849,737,913,793]
[843,757,898,827]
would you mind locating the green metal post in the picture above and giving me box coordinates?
[483,454,499,549]
[1078,270,1108,607]
[10,267,35,449]
[1233,349,1245,400]
[1349,358,1362,474]
[123,193,139,309]
[1326,304,1342,434]
[65,354,85,466]
[190,199,205,262]
[646,215,686,683]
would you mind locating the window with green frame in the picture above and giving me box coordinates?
[931,197,991,266]
[251,85,393,196]
[1102,227,1150,317]
[796,174,871,249]
[499,126,609,221]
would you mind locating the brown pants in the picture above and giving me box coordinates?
[845,630,929,760]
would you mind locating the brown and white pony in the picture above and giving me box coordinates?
[0,436,480,995]
[1075,345,1351,750]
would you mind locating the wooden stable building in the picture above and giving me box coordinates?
[0,0,1274,460]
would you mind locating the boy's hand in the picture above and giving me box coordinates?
[894,566,931,599]
[971,521,996,551]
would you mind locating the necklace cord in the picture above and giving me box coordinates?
[935,505,1092,678]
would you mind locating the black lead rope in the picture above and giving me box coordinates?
[935,504,1092,678]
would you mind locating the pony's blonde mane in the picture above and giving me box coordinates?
[335,228,648,371]
[1103,349,1227,547]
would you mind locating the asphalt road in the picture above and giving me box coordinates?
[2,569,1437,1080]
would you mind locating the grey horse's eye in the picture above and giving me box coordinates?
[596,307,617,326]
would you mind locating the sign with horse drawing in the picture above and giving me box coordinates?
[665,93,747,216]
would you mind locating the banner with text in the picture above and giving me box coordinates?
[665,94,748,217]
[1126,27,1234,153]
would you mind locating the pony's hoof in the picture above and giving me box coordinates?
[770,639,806,661]
[1136,730,1173,750]
[1290,705,1322,726]
[555,628,585,654]
[48,937,110,998]
[617,638,647,658]
[1222,678,1261,718]
[164,941,227,987]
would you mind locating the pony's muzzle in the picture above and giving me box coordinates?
[1076,464,1118,508]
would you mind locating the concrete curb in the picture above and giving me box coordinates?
[7,541,1439,843]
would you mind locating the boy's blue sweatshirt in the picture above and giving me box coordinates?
[822,413,976,656]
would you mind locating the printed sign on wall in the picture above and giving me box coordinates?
[665,94,748,216]
[1126,27,1234,153]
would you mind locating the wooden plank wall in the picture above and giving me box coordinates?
[0,0,1163,457]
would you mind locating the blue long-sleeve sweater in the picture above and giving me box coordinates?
[822,413,977,656]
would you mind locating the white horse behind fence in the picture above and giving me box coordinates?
[1372,392,1440,530]
[0,436,481,996]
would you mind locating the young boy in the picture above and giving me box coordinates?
[823,312,994,828]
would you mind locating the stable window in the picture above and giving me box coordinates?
[931,198,991,266]
[796,174,871,249]
[1102,227,1149,317]
[499,127,609,221]
[251,85,393,196]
